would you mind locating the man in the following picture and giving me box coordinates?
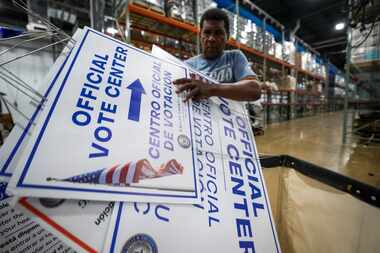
[173,8,261,102]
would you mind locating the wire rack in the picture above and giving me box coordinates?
[0,0,77,131]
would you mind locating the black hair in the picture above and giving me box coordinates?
[200,8,230,37]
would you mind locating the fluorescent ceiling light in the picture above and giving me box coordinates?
[106,27,118,35]
[335,22,345,31]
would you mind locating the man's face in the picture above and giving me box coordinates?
[200,20,227,59]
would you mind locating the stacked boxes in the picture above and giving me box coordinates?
[196,0,217,23]
[280,75,297,90]
[265,31,275,55]
[237,15,252,45]
[223,9,263,51]
[221,9,266,52]
[283,41,295,64]
[301,52,310,71]
[223,9,238,40]
[275,42,283,59]
[351,22,380,63]
[295,52,302,68]
[315,64,327,78]
[252,26,264,51]
[135,0,165,13]
[166,0,195,24]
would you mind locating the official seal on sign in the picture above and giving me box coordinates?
[121,234,158,253]
[39,198,66,208]
[177,134,191,149]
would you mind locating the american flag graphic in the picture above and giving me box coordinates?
[158,159,184,176]
[50,159,184,186]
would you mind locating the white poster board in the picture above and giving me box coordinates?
[7,27,200,204]
[16,197,113,253]
[102,46,280,253]
[0,177,75,253]
[103,97,280,253]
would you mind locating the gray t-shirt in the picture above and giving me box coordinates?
[185,50,255,83]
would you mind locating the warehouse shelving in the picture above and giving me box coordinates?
[116,0,340,127]
[342,18,380,144]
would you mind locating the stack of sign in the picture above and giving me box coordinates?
[0,27,280,253]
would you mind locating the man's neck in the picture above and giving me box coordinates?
[202,51,224,61]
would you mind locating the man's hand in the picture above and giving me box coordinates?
[173,76,215,102]
[173,75,261,102]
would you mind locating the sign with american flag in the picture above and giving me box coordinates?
[7,27,200,204]
[102,46,281,253]
[50,159,184,186]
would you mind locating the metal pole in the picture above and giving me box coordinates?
[125,0,131,43]
[90,0,95,29]
[195,0,200,55]
[262,18,267,83]
[343,0,352,144]
[235,0,240,47]
[324,59,329,113]
[89,0,105,32]
[262,18,269,124]
[281,28,285,78]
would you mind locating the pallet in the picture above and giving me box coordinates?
[133,1,165,16]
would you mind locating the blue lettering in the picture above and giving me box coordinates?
[72,110,91,126]
[94,126,112,142]
[155,205,170,222]
[89,142,108,158]
[234,198,249,218]
[232,177,245,196]
[236,218,252,237]
[105,85,120,98]
[239,241,255,253]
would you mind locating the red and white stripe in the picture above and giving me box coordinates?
[98,163,137,185]
[98,159,184,185]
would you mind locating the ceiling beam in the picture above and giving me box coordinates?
[312,36,347,46]
[314,41,347,50]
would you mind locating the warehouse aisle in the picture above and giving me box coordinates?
[256,111,380,187]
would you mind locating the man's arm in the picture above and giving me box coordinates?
[173,76,261,102]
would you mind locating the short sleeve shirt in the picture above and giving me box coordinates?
[185,50,256,83]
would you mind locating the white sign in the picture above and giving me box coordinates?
[0,177,75,253]
[17,198,113,253]
[102,47,280,253]
[103,97,281,253]
[8,27,200,204]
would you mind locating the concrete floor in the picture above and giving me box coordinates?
[256,111,380,187]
